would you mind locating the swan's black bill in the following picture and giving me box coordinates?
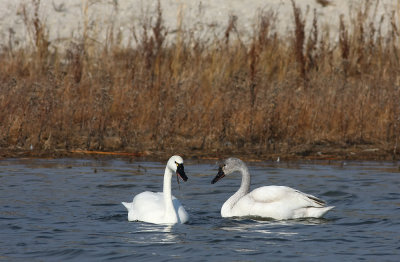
[211,167,225,184]
[176,164,188,182]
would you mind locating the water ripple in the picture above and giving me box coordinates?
[1,159,399,261]
[97,184,136,189]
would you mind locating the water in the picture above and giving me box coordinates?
[1,158,399,261]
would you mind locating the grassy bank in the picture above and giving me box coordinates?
[1,1,400,160]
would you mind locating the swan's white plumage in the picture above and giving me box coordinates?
[122,192,188,224]
[122,155,189,224]
[213,158,334,220]
[225,185,333,219]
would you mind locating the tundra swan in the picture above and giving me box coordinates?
[122,155,189,224]
[211,158,334,220]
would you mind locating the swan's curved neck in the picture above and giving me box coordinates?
[163,167,177,222]
[221,164,251,216]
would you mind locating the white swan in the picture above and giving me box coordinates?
[122,155,189,224]
[211,158,334,220]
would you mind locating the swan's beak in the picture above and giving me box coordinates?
[211,166,225,184]
[176,164,188,182]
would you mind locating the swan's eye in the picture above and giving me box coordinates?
[175,161,179,167]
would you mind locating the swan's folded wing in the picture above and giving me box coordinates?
[295,190,326,206]
[249,186,326,207]
[171,195,189,223]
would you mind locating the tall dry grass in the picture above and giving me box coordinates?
[1,1,400,158]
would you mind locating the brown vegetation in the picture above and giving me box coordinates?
[1,1,400,160]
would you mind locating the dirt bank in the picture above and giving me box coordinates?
[1,143,397,162]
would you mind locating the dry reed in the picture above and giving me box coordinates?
[1,1,400,159]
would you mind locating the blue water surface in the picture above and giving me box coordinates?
[0,158,399,261]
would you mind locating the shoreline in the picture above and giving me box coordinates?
[1,144,396,162]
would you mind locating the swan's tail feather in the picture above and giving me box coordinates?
[307,206,334,218]
[122,202,133,211]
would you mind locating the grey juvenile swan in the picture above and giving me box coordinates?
[211,158,334,220]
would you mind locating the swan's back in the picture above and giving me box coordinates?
[122,192,165,222]
[229,186,334,219]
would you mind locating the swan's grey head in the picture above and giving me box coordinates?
[211,157,245,184]
[168,155,188,182]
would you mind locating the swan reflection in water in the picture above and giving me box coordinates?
[125,224,180,244]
